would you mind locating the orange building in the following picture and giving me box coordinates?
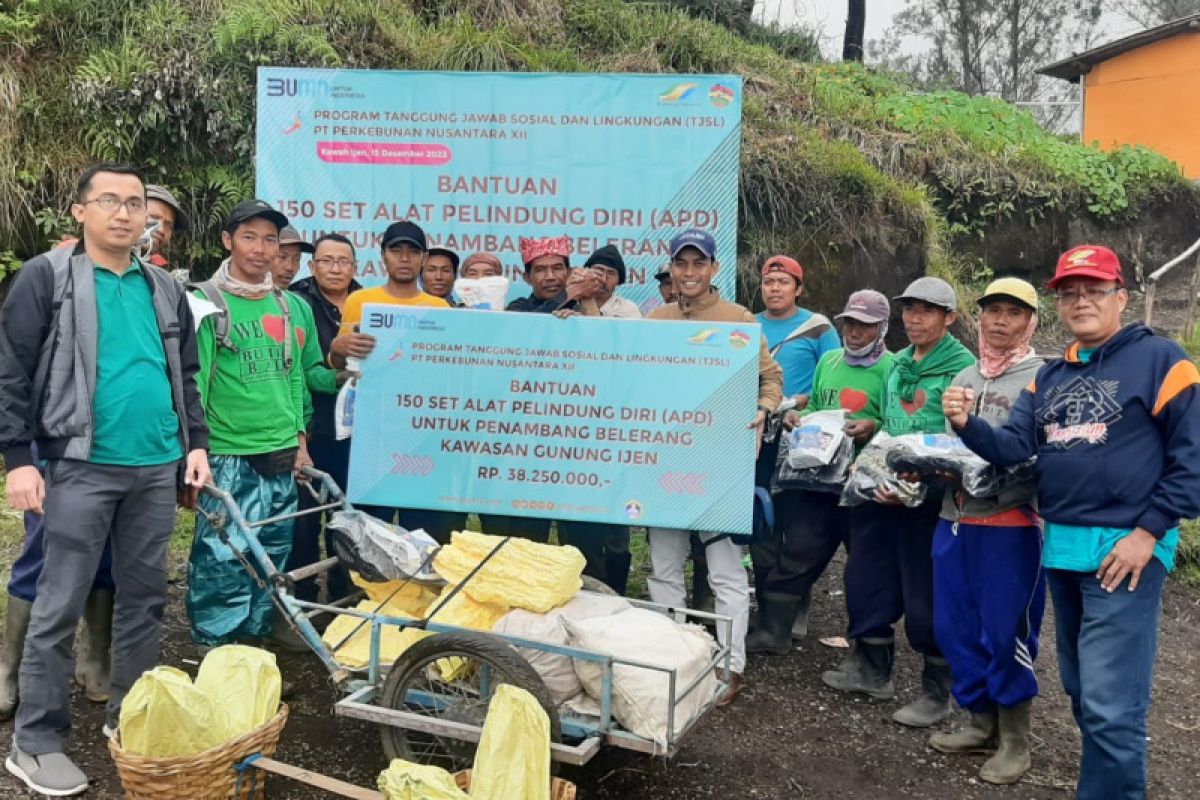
[1040,15,1200,179]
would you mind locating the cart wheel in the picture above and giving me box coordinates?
[378,631,562,773]
[579,575,619,596]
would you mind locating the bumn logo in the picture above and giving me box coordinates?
[266,77,331,97]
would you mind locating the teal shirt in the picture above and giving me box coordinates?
[1041,349,1178,572]
[90,261,182,466]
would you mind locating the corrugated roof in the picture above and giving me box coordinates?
[1039,14,1200,82]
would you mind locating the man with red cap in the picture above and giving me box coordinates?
[944,245,1200,799]
[749,255,841,641]
[505,235,602,315]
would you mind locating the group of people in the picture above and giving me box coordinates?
[0,163,1196,799]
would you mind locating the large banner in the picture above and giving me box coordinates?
[255,67,742,312]
[346,308,759,535]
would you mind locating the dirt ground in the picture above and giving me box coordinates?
[2,545,1198,800]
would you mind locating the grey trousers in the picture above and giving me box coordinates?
[16,458,177,754]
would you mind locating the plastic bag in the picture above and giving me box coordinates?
[840,433,928,508]
[433,530,585,613]
[883,433,1036,498]
[326,510,440,584]
[194,645,281,740]
[564,608,720,748]
[334,356,360,440]
[470,684,551,800]
[772,427,854,494]
[454,276,510,310]
[492,591,632,705]
[118,667,228,758]
[785,410,847,469]
[378,759,468,800]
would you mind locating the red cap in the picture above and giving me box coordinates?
[1047,245,1123,289]
[761,255,804,283]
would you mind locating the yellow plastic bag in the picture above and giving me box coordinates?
[194,645,281,739]
[433,530,584,613]
[118,667,228,758]
[470,684,550,800]
[350,571,438,612]
[377,759,468,800]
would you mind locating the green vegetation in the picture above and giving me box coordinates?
[1,0,1194,289]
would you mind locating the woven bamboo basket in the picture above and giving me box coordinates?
[108,704,288,799]
[454,768,576,799]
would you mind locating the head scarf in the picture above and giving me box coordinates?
[211,257,273,299]
[978,311,1038,379]
[519,235,570,267]
[843,318,889,367]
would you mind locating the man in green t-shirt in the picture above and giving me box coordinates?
[748,290,892,655]
[823,277,976,730]
[185,200,312,648]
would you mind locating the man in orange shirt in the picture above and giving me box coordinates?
[328,220,462,542]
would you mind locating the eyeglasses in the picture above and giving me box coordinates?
[314,257,356,269]
[1054,286,1120,305]
[79,194,146,214]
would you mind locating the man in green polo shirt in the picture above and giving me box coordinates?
[0,163,210,796]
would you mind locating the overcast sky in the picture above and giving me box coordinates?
[755,0,1149,62]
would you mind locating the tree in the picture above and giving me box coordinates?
[876,1,1104,131]
[843,0,866,61]
[1115,0,1200,27]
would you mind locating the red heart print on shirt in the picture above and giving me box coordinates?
[839,388,868,414]
[295,327,306,347]
[899,389,927,416]
[261,314,286,344]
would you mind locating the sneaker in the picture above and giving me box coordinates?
[5,743,88,797]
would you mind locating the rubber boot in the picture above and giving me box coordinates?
[979,701,1032,785]
[929,705,998,754]
[893,655,953,728]
[604,551,632,597]
[74,589,113,703]
[790,587,813,639]
[821,638,895,699]
[0,597,33,720]
[746,599,800,655]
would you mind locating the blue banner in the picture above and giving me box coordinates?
[255,67,742,313]
[346,307,759,534]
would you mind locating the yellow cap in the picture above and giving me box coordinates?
[977,277,1038,311]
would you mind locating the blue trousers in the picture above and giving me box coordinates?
[1048,561,1166,800]
[932,518,1045,711]
[844,495,943,655]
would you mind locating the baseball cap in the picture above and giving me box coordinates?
[836,289,890,324]
[223,199,287,233]
[278,224,314,254]
[426,246,460,271]
[761,255,804,283]
[894,276,957,311]
[145,185,188,234]
[382,220,427,251]
[1047,245,1123,289]
[668,229,717,260]
[978,277,1038,311]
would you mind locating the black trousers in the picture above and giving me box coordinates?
[752,490,846,602]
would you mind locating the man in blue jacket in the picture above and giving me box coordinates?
[944,245,1200,800]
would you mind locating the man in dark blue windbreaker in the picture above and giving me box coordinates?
[943,245,1200,800]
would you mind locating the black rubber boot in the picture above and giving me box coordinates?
[0,597,32,720]
[979,701,1032,784]
[746,599,800,655]
[821,638,895,699]
[74,589,113,703]
[790,587,813,639]
[604,552,632,597]
[930,705,998,754]
[894,655,953,728]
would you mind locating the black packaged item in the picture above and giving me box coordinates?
[840,434,927,508]
[325,510,441,584]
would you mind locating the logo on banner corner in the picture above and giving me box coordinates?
[281,114,302,135]
[708,84,735,108]
[687,328,721,346]
[659,82,698,104]
[624,500,644,521]
[728,329,750,349]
